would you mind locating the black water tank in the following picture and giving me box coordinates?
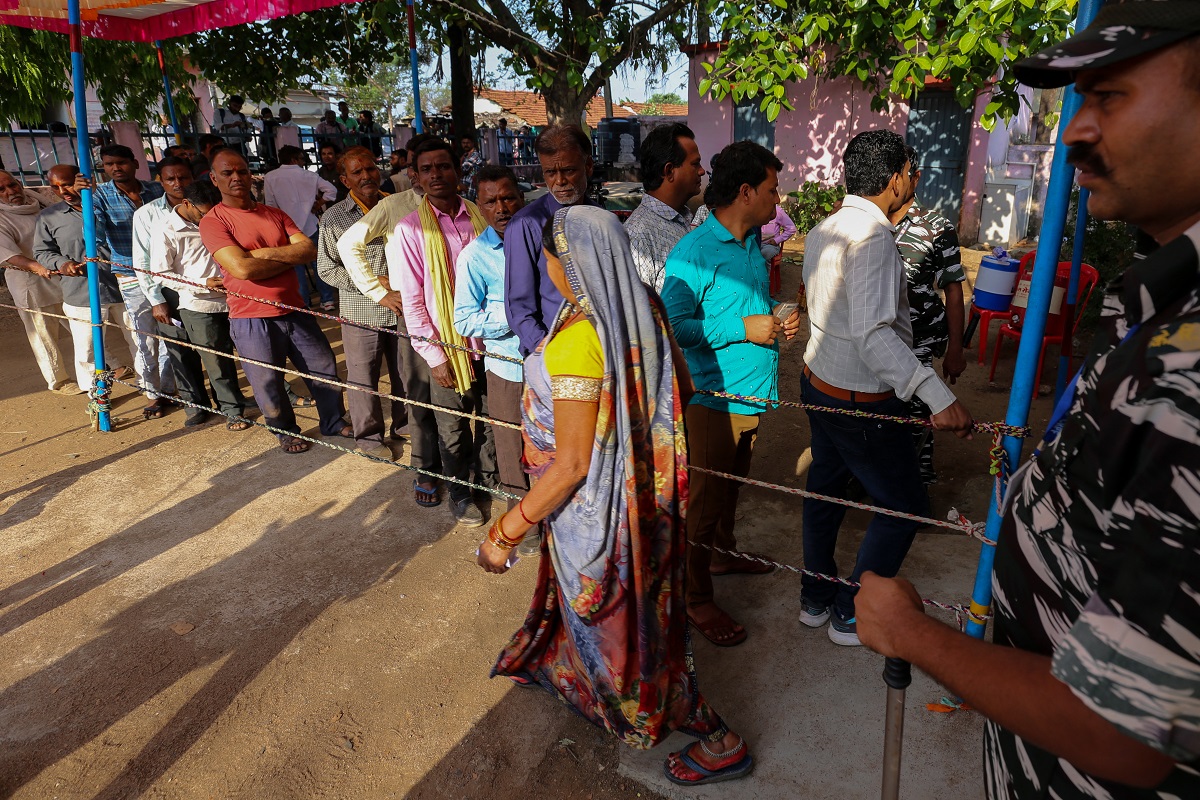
[595,117,640,166]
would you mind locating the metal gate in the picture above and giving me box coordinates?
[905,91,971,224]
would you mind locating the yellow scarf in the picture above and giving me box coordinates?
[419,195,487,394]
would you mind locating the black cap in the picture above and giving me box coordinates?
[1013,0,1200,88]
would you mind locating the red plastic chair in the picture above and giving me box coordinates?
[769,253,783,296]
[968,251,1036,364]
[988,261,1100,394]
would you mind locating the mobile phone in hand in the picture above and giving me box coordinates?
[774,302,798,321]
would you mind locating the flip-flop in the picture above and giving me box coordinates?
[226,417,252,431]
[710,552,776,576]
[664,744,754,786]
[142,401,167,420]
[414,480,441,508]
[291,395,316,408]
[689,610,747,647]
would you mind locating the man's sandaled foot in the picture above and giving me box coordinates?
[291,394,316,408]
[664,738,753,786]
[227,417,252,431]
[414,480,441,508]
[688,604,747,647]
[710,551,776,576]
[279,435,310,454]
[331,424,354,439]
[142,399,168,419]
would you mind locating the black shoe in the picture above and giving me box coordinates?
[184,410,211,428]
[451,497,486,527]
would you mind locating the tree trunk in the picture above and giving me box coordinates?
[541,76,595,130]
[448,22,475,140]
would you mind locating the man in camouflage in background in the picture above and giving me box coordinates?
[894,144,967,484]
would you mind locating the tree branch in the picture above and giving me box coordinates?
[583,0,692,97]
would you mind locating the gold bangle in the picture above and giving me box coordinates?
[488,517,522,550]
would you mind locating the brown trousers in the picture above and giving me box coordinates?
[486,370,528,507]
[684,403,760,608]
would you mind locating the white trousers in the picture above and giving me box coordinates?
[62,302,135,392]
[16,303,73,390]
[118,276,175,399]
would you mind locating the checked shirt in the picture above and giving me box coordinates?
[895,201,965,362]
[986,221,1200,799]
[316,194,397,328]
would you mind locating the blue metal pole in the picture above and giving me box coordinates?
[1054,189,1090,402]
[406,0,424,133]
[964,0,1103,639]
[68,0,112,432]
[155,41,182,145]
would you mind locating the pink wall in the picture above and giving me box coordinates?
[959,91,992,243]
[774,74,909,191]
[685,50,992,241]
[686,52,734,175]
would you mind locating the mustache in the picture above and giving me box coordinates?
[1067,144,1110,178]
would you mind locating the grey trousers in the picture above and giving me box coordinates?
[427,358,497,503]
[486,370,527,506]
[342,321,408,448]
[398,321,442,481]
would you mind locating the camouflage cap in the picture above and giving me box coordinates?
[1013,0,1200,88]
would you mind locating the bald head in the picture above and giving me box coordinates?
[48,164,80,183]
[209,150,253,204]
[48,164,82,206]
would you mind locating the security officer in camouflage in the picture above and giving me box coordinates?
[856,2,1200,797]
[893,145,967,484]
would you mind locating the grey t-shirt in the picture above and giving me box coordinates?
[33,201,120,307]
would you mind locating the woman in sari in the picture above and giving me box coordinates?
[476,205,753,786]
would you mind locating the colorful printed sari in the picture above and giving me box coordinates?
[491,205,726,749]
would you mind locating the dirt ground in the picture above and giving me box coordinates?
[0,247,1054,800]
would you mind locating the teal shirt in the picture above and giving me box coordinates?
[662,212,778,415]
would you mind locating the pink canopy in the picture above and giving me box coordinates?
[0,0,363,41]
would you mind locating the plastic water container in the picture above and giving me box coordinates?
[973,255,1021,311]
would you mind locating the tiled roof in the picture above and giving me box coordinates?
[474,88,686,128]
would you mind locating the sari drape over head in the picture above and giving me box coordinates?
[492,205,725,749]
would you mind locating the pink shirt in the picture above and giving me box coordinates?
[389,199,483,368]
[762,204,798,245]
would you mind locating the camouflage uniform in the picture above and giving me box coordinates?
[895,201,965,483]
[986,223,1200,799]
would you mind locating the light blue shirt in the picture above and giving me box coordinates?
[662,211,778,415]
[453,226,524,383]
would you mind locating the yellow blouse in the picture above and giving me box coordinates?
[544,317,604,402]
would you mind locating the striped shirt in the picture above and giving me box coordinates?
[802,194,956,413]
[316,194,397,328]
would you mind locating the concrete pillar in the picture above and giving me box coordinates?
[109,120,151,180]
[275,125,300,151]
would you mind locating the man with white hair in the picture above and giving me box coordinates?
[0,170,78,394]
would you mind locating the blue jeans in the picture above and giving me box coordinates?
[800,372,929,619]
[294,262,336,307]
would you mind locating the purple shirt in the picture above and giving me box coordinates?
[503,193,597,355]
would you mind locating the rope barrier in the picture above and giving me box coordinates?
[2,300,992,621]
[689,465,995,546]
[694,389,1031,440]
[76,259,1029,444]
[0,301,522,431]
[84,257,525,364]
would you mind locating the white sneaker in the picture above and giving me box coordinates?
[799,601,831,628]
